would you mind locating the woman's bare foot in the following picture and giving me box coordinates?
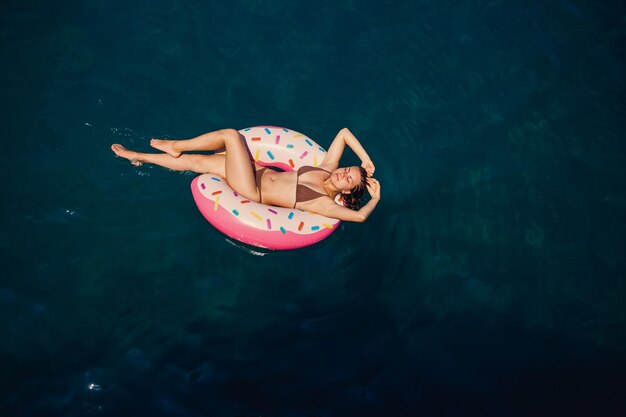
[111,144,143,166]
[150,139,181,158]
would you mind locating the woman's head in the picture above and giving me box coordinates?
[330,166,369,210]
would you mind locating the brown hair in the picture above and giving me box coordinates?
[342,166,369,210]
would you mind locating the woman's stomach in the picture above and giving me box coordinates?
[259,169,297,208]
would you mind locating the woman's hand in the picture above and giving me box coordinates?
[361,160,375,177]
[366,178,381,200]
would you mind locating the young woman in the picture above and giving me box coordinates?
[111,127,380,222]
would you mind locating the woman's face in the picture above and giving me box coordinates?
[331,166,362,193]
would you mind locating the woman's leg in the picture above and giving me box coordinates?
[113,129,261,200]
[150,128,240,158]
[201,129,259,200]
[111,144,226,175]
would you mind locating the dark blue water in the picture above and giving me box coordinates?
[2,0,626,416]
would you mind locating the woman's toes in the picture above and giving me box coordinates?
[111,144,141,165]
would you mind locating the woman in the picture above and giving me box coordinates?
[111,127,381,222]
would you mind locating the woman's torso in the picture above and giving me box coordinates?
[255,163,331,209]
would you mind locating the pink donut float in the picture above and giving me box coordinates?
[191,126,341,250]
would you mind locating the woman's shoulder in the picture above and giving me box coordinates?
[317,161,336,172]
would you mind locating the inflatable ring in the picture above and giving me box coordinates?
[191,126,341,250]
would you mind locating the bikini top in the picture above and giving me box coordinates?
[294,166,330,207]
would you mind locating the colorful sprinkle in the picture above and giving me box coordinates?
[213,196,220,211]
[322,224,333,229]
[298,221,304,231]
[287,144,294,149]
[211,177,221,181]
[250,211,262,221]
[212,191,222,196]
[300,151,308,159]
[294,134,303,137]
[313,156,318,166]
[254,149,260,161]
[264,128,271,134]
[305,139,313,146]
[268,208,278,214]
[319,147,326,152]
[288,159,295,168]
[244,128,251,131]
[311,226,320,231]
[232,209,239,216]
[267,150,275,160]
[266,219,272,229]
[288,212,295,220]
[282,128,289,132]
[233,191,238,197]
[241,200,251,204]
[275,135,280,144]
[200,183,206,190]
[280,226,286,234]
[251,137,261,141]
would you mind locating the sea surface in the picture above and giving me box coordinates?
[2,0,626,416]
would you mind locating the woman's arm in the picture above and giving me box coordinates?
[314,178,381,222]
[320,128,375,174]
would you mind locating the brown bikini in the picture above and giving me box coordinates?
[255,167,267,203]
[255,166,330,206]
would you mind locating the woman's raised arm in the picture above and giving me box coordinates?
[320,128,375,175]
